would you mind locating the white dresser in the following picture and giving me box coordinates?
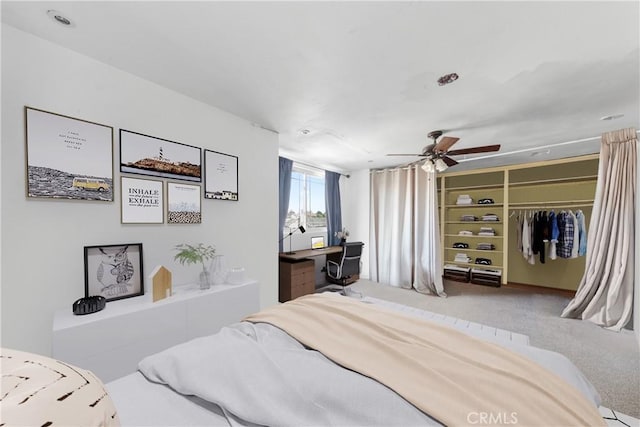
[52,281,259,382]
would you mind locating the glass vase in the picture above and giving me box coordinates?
[199,268,211,290]
[210,255,228,285]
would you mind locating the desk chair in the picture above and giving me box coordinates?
[326,242,364,293]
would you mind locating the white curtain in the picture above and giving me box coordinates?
[369,166,446,296]
[561,128,637,331]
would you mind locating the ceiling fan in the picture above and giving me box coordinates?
[387,130,500,172]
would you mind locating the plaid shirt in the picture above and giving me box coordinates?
[557,211,574,258]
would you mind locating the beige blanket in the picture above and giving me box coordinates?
[245,293,605,427]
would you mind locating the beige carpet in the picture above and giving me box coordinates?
[343,279,640,418]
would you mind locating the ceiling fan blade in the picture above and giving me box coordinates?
[434,136,460,153]
[447,144,501,156]
[386,153,427,157]
[442,156,459,167]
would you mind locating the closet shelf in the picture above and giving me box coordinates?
[446,221,503,224]
[445,203,504,208]
[446,248,503,253]
[444,234,501,239]
[508,175,597,187]
[445,183,504,191]
[445,260,503,269]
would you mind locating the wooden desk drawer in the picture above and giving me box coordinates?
[287,260,314,273]
[291,270,314,284]
[279,259,315,302]
[290,281,314,300]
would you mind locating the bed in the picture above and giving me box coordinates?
[106,293,606,427]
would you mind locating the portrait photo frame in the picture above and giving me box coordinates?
[204,149,238,201]
[121,176,164,224]
[167,182,202,224]
[84,243,144,302]
[120,129,201,182]
[25,106,114,201]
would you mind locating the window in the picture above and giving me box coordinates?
[285,165,326,230]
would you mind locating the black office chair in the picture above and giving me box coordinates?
[326,242,364,293]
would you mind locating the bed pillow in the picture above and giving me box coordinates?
[0,348,120,427]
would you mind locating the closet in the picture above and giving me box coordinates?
[440,171,506,285]
[439,154,598,291]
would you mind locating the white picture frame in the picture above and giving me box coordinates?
[167,182,202,224]
[120,176,164,224]
[25,107,114,201]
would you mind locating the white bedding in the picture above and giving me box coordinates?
[107,296,602,427]
[107,372,230,426]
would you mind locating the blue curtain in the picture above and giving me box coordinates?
[325,171,343,246]
[278,157,293,252]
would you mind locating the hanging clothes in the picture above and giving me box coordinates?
[548,210,559,260]
[557,211,574,258]
[539,211,548,263]
[531,211,547,264]
[514,212,523,253]
[569,210,579,258]
[521,213,530,260]
[575,210,588,256]
[527,213,536,265]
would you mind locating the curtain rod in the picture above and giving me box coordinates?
[284,157,350,178]
[370,165,417,173]
[457,129,640,163]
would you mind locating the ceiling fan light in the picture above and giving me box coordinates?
[434,158,449,172]
[421,159,435,173]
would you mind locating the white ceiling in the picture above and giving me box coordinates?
[2,1,639,173]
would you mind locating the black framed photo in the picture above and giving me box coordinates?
[25,107,114,201]
[204,149,238,201]
[84,243,144,302]
[120,129,201,182]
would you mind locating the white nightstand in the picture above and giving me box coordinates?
[52,280,259,382]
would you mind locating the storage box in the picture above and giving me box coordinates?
[443,265,471,283]
[470,268,501,287]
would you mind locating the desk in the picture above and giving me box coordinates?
[279,246,342,261]
[278,246,343,302]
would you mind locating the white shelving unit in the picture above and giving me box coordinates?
[441,170,506,281]
[52,280,259,382]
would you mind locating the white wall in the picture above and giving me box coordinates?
[635,139,639,338]
[341,169,370,279]
[1,24,279,356]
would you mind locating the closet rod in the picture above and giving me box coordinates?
[508,203,593,209]
[509,199,593,205]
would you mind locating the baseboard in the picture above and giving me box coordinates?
[503,282,576,297]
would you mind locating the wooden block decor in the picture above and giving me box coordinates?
[150,265,172,302]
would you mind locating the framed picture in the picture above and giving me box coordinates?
[204,150,238,201]
[84,243,144,302]
[121,176,164,224]
[120,129,201,182]
[25,107,114,201]
[167,182,202,224]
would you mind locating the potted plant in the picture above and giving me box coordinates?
[335,227,349,245]
[173,243,216,289]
